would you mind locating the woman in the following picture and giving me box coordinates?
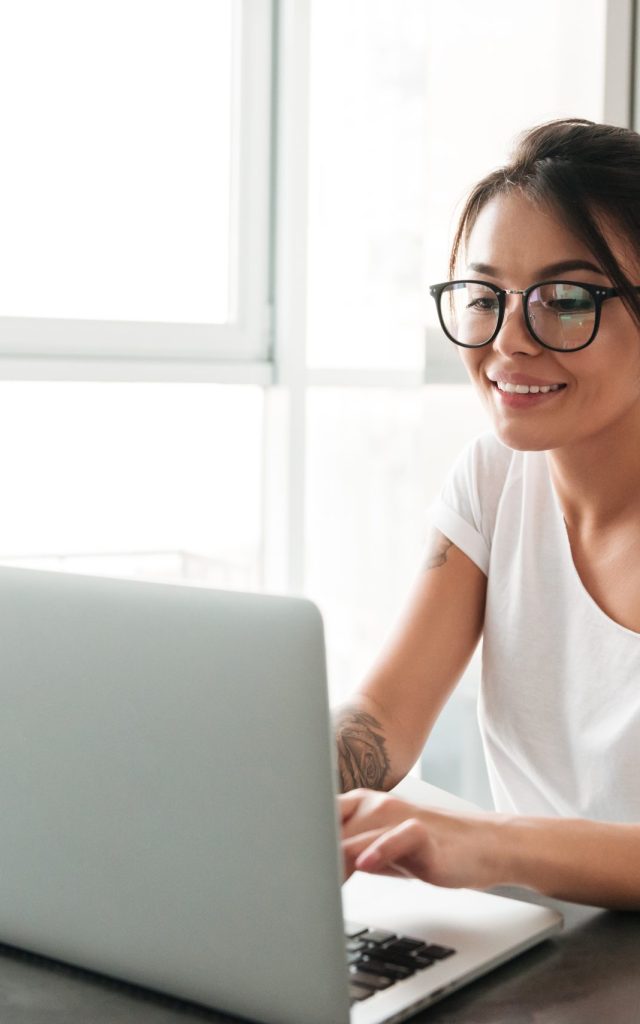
[337,118,640,910]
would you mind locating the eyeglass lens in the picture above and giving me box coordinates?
[440,282,596,350]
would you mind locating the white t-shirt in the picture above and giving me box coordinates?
[429,432,640,823]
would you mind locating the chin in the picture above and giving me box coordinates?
[491,420,557,453]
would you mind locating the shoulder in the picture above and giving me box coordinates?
[431,434,554,575]
[428,433,518,574]
[447,431,518,500]
[440,433,533,555]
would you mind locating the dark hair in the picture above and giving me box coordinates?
[449,118,640,325]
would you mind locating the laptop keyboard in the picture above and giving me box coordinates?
[345,921,456,1006]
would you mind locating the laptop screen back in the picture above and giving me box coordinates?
[0,568,350,1024]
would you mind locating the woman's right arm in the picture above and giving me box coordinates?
[334,528,487,793]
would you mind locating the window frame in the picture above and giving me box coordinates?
[0,0,274,377]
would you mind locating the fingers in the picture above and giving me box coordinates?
[342,827,386,882]
[338,793,433,883]
[340,797,500,890]
[354,818,430,881]
[337,790,366,825]
[338,790,410,838]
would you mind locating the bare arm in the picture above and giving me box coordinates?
[334,528,486,793]
[507,816,640,910]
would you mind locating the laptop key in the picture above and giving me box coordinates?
[381,938,428,955]
[349,969,394,991]
[407,954,435,969]
[349,982,374,1003]
[358,957,414,980]
[374,948,434,971]
[421,944,456,960]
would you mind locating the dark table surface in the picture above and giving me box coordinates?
[0,888,637,1024]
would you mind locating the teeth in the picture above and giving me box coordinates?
[496,381,563,394]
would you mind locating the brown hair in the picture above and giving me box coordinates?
[449,118,640,324]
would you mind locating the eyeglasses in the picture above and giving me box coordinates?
[429,279,640,352]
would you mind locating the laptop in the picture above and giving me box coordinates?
[0,566,562,1024]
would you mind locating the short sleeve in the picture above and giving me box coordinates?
[425,432,514,577]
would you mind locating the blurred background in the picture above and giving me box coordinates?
[0,0,631,805]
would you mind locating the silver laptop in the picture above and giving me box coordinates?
[0,566,561,1024]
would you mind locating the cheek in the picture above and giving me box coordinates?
[574,335,640,388]
[574,356,640,415]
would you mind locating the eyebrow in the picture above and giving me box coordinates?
[466,259,606,278]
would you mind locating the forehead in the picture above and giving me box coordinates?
[464,192,598,281]
[462,189,640,285]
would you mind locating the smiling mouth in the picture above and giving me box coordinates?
[492,381,567,395]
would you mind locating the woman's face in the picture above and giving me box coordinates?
[458,191,640,453]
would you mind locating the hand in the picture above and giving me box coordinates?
[339,788,511,890]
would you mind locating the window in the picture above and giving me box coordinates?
[0,0,273,363]
[0,382,264,587]
[306,385,490,693]
[0,3,273,590]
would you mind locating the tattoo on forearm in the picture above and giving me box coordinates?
[424,530,452,571]
[335,706,391,792]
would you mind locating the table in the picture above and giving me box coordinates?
[0,890,637,1023]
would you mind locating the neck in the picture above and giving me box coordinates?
[547,403,640,534]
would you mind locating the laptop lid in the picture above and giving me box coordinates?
[0,567,350,1024]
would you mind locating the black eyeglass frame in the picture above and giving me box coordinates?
[429,279,640,353]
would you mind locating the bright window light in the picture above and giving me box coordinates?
[0,382,263,590]
[307,0,605,370]
[0,1,234,323]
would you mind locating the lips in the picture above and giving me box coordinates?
[490,380,567,407]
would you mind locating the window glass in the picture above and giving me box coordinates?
[0,1,233,323]
[307,0,606,369]
[305,385,490,704]
[0,383,263,589]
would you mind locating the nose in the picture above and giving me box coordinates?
[492,293,540,358]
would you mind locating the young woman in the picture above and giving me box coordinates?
[336,118,640,910]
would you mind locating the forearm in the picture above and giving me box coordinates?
[333,696,418,794]
[503,815,640,911]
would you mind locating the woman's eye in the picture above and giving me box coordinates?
[467,297,498,313]
[545,298,592,313]
[537,284,594,315]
